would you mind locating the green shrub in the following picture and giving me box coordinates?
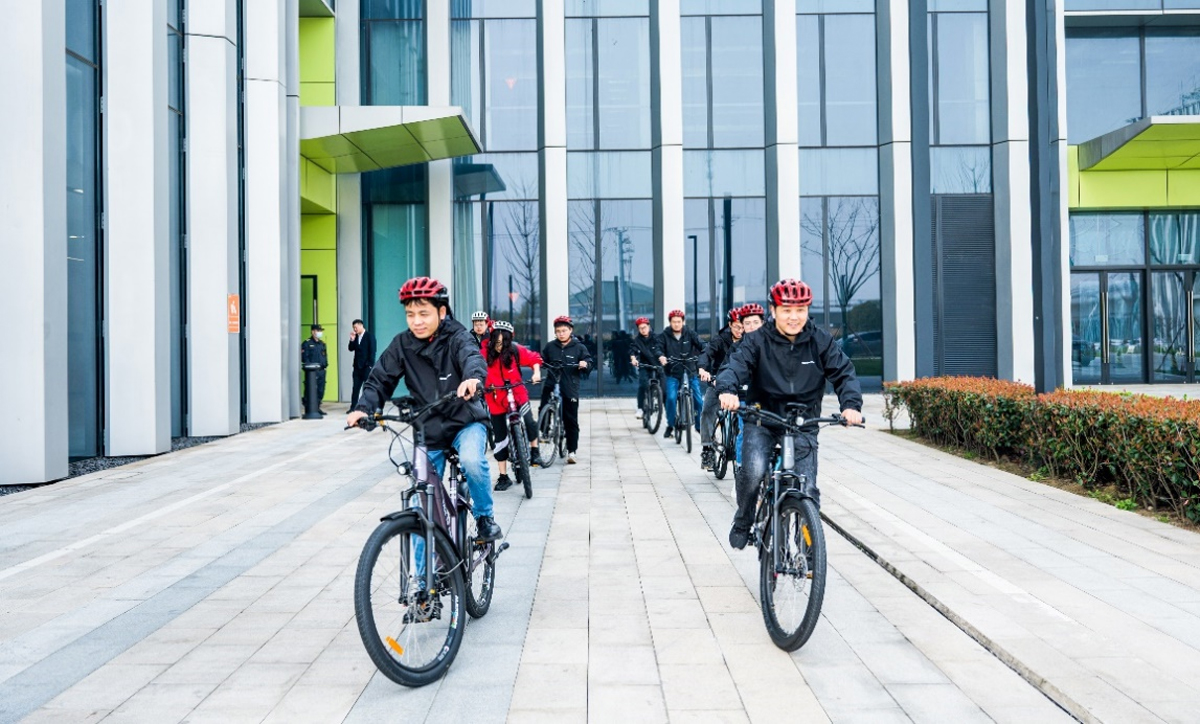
[884,377,1200,523]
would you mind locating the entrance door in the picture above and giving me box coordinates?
[1149,270,1200,383]
[1071,271,1145,384]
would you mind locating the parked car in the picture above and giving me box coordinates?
[841,330,883,358]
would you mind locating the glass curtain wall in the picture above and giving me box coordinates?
[797,3,882,383]
[66,0,103,458]
[169,1,187,437]
[1066,26,1200,143]
[682,3,768,337]
[567,1,653,396]
[362,0,426,105]
[928,1,991,195]
[450,2,539,344]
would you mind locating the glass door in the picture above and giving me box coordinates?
[1071,271,1146,384]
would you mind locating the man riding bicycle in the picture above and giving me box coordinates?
[470,310,491,347]
[657,309,705,440]
[715,280,863,550]
[346,277,502,542]
[698,308,744,470]
[629,316,662,420]
[540,315,591,464]
[484,320,543,489]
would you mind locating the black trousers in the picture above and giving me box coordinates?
[732,424,819,530]
[350,367,368,409]
[490,408,537,462]
[540,386,581,453]
[637,367,655,410]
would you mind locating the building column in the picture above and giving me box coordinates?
[991,0,1035,384]
[244,0,290,422]
[336,0,362,402]
[539,0,569,341]
[286,0,302,418]
[878,0,917,382]
[0,2,67,483]
[427,0,455,286]
[652,0,685,324]
[105,0,172,454]
[185,0,240,436]
[765,0,800,282]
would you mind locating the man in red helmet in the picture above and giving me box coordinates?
[716,279,863,550]
[629,316,662,420]
[540,316,592,464]
[697,308,745,470]
[346,276,502,542]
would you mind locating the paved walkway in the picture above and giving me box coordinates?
[0,396,1194,722]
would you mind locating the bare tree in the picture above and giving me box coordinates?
[801,198,881,346]
[497,181,540,341]
[567,202,598,337]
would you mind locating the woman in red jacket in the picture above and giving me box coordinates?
[484,321,543,490]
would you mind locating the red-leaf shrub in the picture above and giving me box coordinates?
[884,378,1200,522]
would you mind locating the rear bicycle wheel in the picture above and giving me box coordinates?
[512,420,533,499]
[354,516,467,687]
[713,415,729,480]
[759,496,826,652]
[461,515,496,619]
[537,406,559,467]
[647,385,664,434]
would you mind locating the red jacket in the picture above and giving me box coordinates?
[483,342,542,415]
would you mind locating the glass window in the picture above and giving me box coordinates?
[1145,28,1200,117]
[568,151,652,199]
[823,14,877,147]
[1064,0,1160,9]
[451,21,483,138]
[364,166,428,337]
[365,0,423,19]
[799,0,874,12]
[930,146,991,194]
[800,148,878,196]
[681,17,710,148]
[1065,30,1141,143]
[1150,213,1200,265]
[169,32,182,112]
[928,0,989,9]
[685,150,766,197]
[451,0,535,17]
[454,152,539,200]
[566,19,596,149]
[567,0,649,15]
[597,18,651,149]
[367,20,426,104]
[1070,213,1145,267]
[797,15,821,147]
[483,201,542,346]
[683,198,767,335]
[66,0,97,61]
[484,20,537,150]
[682,0,763,14]
[932,12,990,145]
[709,16,764,148]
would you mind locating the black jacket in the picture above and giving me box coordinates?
[349,331,376,371]
[698,327,739,376]
[658,327,705,377]
[630,332,662,367]
[470,330,488,348]
[301,338,328,368]
[715,321,862,421]
[354,318,488,449]
[540,336,593,400]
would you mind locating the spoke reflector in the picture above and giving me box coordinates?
[386,637,404,656]
[802,524,812,547]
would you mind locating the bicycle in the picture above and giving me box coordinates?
[536,362,570,467]
[712,405,740,481]
[737,402,864,651]
[639,363,665,435]
[349,392,510,687]
[667,355,700,453]
[485,382,534,499]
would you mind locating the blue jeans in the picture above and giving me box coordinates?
[412,422,492,581]
[665,375,703,430]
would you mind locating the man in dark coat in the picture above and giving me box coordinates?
[540,316,592,464]
[348,318,376,412]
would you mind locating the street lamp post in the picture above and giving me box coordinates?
[687,234,698,323]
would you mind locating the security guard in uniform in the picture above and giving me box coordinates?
[301,324,328,416]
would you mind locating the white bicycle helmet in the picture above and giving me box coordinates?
[492,320,515,334]
[471,310,489,322]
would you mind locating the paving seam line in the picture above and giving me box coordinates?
[819,511,1091,724]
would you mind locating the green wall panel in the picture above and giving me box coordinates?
[299,18,335,86]
[301,82,335,107]
[1071,144,1200,210]
[301,158,336,214]
[302,216,339,401]
[1168,170,1200,206]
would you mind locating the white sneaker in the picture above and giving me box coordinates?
[636,409,644,420]
[567,452,577,464]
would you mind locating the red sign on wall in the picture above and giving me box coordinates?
[228,294,241,333]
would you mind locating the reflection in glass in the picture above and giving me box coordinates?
[1149,213,1200,265]
[800,197,828,328]
[1152,272,1188,382]
[709,16,764,148]
[1107,272,1144,383]
[370,204,428,339]
[1193,274,1200,378]
[682,0,763,14]
[823,14,877,147]
[567,151,652,199]
[931,12,990,145]
[1069,213,1145,267]
[683,198,767,336]
[365,0,423,19]
[684,150,766,198]
[480,201,542,347]
[452,0,536,17]
[1145,28,1200,117]
[366,20,425,104]
[567,17,652,150]
[681,17,709,148]
[1065,30,1141,142]
[66,0,97,61]
[796,15,821,147]
[929,146,991,194]
[567,0,648,15]
[800,148,878,196]
[453,153,539,201]
[1071,274,1102,384]
[799,0,874,11]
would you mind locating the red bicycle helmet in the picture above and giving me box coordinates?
[399,276,449,304]
[727,308,742,324]
[739,303,765,319]
[668,309,685,320]
[769,279,813,307]
[554,315,574,328]
[635,316,650,327]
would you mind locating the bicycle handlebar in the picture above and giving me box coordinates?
[344,390,461,431]
[737,403,865,432]
[483,382,525,393]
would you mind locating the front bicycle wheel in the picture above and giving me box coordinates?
[461,514,496,618]
[355,516,467,687]
[713,416,729,480]
[513,420,533,499]
[537,406,559,467]
[759,496,826,652]
[647,386,664,434]
[674,396,683,445]
[683,396,693,453]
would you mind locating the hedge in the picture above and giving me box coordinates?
[883,377,1200,523]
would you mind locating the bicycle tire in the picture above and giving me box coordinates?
[537,406,559,467]
[354,516,467,687]
[713,415,729,480]
[683,395,693,453]
[461,514,496,619]
[674,395,683,445]
[513,420,533,499]
[647,385,664,434]
[555,405,566,457]
[759,496,826,652]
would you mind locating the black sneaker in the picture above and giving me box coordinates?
[729,525,750,550]
[529,449,543,467]
[475,515,503,542]
[701,446,715,470]
[664,426,674,439]
[493,474,513,491]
